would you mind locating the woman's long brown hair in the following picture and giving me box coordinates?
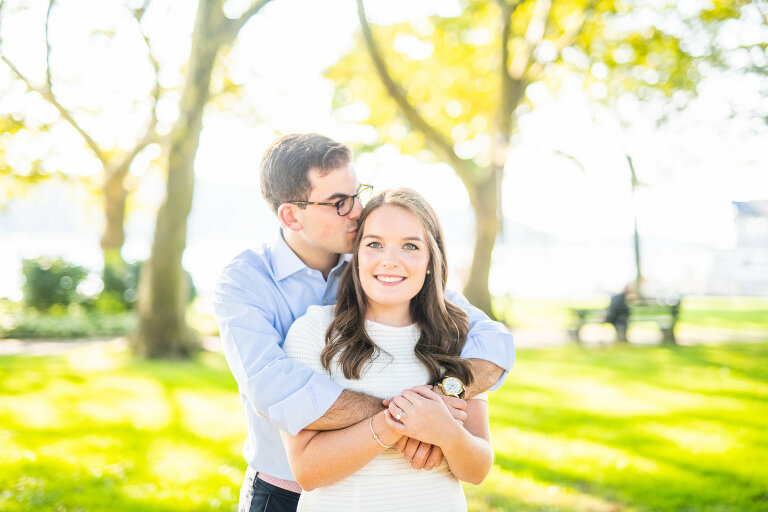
[321,188,473,385]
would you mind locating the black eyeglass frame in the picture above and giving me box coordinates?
[287,184,373,216]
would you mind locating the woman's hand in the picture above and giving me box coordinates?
[384,385,464,447]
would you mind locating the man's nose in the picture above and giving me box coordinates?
[348,197,364,220]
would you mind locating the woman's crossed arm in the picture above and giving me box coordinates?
[282,385,492,491]
[386,385,493,485]
[280,409,402,491]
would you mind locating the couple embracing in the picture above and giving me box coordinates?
[213,134,515,512]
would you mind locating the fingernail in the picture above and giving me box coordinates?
[425,465,433,470]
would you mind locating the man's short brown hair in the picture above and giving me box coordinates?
[260,133,352,213]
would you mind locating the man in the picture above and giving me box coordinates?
[213,133,515,512]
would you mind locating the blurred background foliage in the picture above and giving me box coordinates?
[0,0,765,352]
[21,257,88,311]
[325,0,761,313]
[1,256,195,339]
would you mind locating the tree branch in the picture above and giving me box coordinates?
[552,148,585,172]
[755,0,768,25]
[223,0,274,41]
[39,0,108,164]
[134,0,152,22]
[509,0,552,80]
[0,0,5,41]
[1,55,109,165]
[113,0,162,176]
[115,129,158,178]
[45,0,55,93]
[356,0,473,178]
[495,0,532,16]
[499,1,516,136]
[527,1,596,79]
[497,0,539,154]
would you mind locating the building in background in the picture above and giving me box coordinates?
[709,201,768,296]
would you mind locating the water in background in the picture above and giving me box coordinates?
[0,178,746,301]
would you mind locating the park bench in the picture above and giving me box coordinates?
[569,298,681,344]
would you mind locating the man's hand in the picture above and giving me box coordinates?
[433,387,468,423]
[396,437,443,470]
[382,386,468,470]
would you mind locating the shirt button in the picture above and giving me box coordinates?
[323,300,328,305]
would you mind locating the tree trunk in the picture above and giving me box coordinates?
[132,0,224,358]
[626,155,643,296]
[100,164,129,266]
[463,166,501,318]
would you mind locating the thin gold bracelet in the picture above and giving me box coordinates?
[369,415,394,448]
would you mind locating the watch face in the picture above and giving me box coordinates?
[444,377,462,395]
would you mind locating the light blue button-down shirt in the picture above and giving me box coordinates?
[213,232,515,480]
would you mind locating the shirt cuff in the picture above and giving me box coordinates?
[267,372,345,435]
[461,332,515,392]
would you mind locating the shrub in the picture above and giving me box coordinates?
[1,309,136,339]
[19,255,197,315]
[97,258,196,312]
[21,257,88,311]
[98,257,141,312]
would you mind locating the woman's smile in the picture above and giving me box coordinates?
[375,274,406,284]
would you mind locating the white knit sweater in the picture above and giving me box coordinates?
[283,305,476,512]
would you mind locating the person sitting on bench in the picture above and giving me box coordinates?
[605,284,632,342]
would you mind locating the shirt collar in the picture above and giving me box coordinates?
[333,253,352,274]
[272,231,309,281]
[272,230,351,281]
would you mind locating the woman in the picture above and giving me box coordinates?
[281,188,493,511]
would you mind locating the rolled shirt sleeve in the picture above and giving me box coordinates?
[446,289,516,391]
[213,264,343,436]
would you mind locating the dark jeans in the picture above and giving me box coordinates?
[242,474,300,512]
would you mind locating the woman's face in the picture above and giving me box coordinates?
[357,204,430,317]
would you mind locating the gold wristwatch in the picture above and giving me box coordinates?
[436,376,466,399]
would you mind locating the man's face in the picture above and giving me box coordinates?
[295,165,362,255]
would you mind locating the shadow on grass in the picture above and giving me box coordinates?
[490,344,768,511]
[492,443,765,512]
[4,458,235,512]
[0,350,244,512]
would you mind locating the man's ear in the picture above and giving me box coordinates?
[277,203,303,232]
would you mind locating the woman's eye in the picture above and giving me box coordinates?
[404,243,418,250]
[366,241,382,248]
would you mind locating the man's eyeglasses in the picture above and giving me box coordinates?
[287,184,373,217]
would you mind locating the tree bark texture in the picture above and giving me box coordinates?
[132,0,225,358]
[463,166,501,318]
[100,164,129,263]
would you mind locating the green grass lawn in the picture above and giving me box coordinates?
[1,342,767,511]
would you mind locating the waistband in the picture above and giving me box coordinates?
[247,466,302,494]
